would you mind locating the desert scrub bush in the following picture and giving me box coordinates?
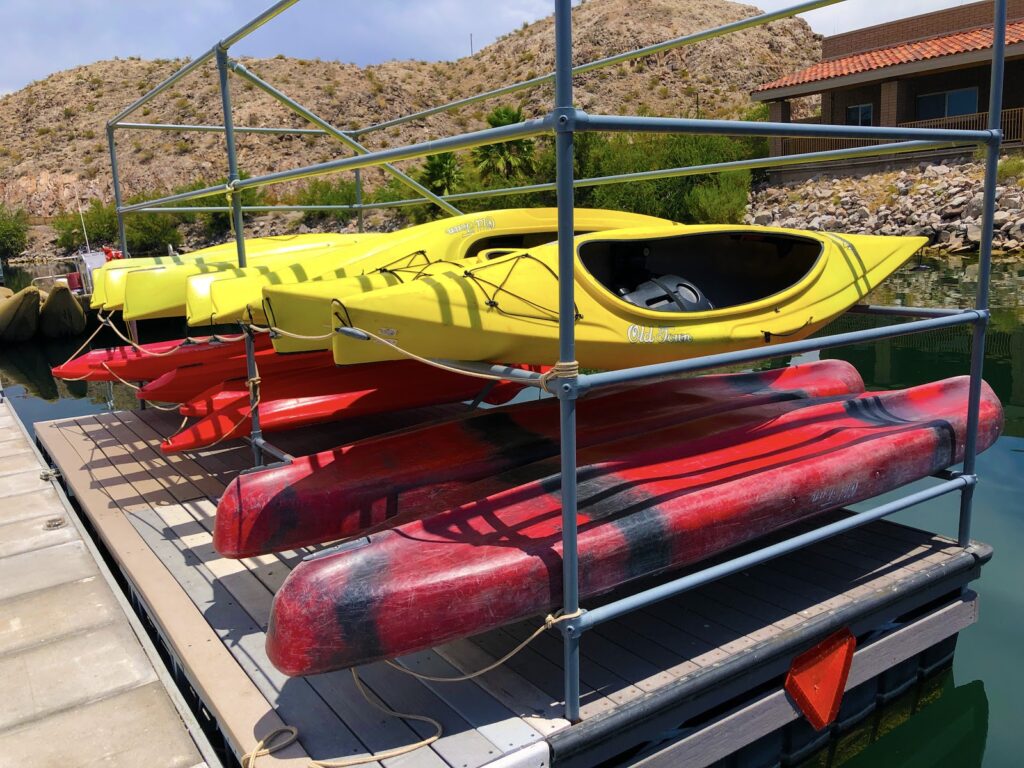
[53,199,117,252]
[997,154,1024,182]
[295,177,358,225]
[54,197,182,254]
[0,204,29,259]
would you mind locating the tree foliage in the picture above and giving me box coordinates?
[472,106,536,185]
[0,204,30,260]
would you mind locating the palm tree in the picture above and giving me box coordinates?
[419,152,464,197]
[473,106,536,185]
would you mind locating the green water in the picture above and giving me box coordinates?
[0,254,1021,766]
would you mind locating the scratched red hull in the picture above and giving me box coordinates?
[52,334,273,382]
[215,360,865,558]
[266,376,1003,675]
[161,361,533,454]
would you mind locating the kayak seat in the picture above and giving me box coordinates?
[621,274,715,312]
[581,231,823,313]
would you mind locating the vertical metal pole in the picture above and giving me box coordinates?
[958,0,1005,546]
[355,170,365,232]
[217,46,263,467]
[106,125,129,256]
[553,0,581,723]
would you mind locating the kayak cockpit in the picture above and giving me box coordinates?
[580,230,823,313]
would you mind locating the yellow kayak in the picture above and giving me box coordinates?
[93,234,360,315]
[329,226,927,370]
[255,208,674,353]
[118,233,377,321]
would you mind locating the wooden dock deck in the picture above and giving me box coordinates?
[34,406,992,768]
[0,398,208,768]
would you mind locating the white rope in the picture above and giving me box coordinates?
[242,609,583,766]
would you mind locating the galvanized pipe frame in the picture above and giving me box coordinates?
[551,0,1006,724]
[98,0,1005,726]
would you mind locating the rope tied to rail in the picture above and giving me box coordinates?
[539,360,579,393]
[242,609,584,766]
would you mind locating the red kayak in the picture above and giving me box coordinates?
[266,376,1003,675]
[53,334,273,383]
[161,360,536,453]
[215,360,865,558]
[139,350,334,405]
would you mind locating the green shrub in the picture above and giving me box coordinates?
[581,133,757,224]
[54,197,180,255]
[682,170,751,224]
[997,154,1024,182]
[0,204,29,259]
[53,199,118,252]
[295,177,358,225]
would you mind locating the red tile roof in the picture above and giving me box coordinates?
[755,19,1024,93]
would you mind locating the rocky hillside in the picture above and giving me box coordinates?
[746,158,1024,253]
[0,0,819,217]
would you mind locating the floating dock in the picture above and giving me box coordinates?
[30,404,991,767]
[0,397,209,767]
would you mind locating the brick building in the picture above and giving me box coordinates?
[752,0,1024,158]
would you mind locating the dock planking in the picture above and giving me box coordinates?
[34,406,989,767]
[0,400,206,768]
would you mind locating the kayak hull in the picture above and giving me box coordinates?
[161,360,532,453]
[215,360,865,558]
[266,376,1003,675]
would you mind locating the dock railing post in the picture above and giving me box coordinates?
[553,0,582,724]
[106,125,129,256]
[216,45,264,467]
[959,0,1006,546]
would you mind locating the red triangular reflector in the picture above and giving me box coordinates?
[784,628,856,730]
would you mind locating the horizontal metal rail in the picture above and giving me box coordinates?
[577,113,995,144]
[577,476,974,630]
[847,304,966,319]
[279,138,961,210]
[125,137,964,215]
[350,0,844,138]
[108,0,302,126]
[114,122,327,136]
[578,310,986,393]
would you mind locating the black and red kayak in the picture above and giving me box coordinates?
[215,360,865,558]
[266,375,1003,675]
[52,334,273,383]
[161,360,536,454]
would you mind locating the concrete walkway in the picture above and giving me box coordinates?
[0,399,207,768]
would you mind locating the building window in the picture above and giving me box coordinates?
[916,87,979,120]
[845,103,873,126]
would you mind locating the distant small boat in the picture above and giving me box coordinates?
[0,287,41,343]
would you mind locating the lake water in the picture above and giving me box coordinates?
[0,253,1020,767]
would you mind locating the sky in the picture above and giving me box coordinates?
[0,0,980,95]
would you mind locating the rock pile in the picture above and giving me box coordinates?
[745,159,1024,253]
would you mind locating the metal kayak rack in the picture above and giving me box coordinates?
[104,0,1007,723]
